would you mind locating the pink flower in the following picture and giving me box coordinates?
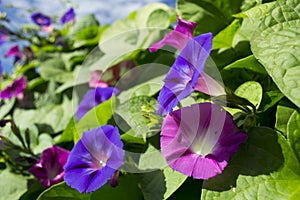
[161,103,247,179]
[0,76,26,100]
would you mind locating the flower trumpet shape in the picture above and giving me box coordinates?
[31,12,51,26]
[61,8,75,24]
[29,145,70,187]
[160,102,247,180]
[64,125,125,193]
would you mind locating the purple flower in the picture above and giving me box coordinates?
[61,8,75,24]
[31,12,51,26]
[5,45,26,63]
[149,15,196,52]
[76,87,118,120]
[157,33,213,115]
[161,102,247,180]
[0,76,26,100]
[64,125,124,193]
[29,145,70,188]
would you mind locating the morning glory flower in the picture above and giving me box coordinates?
[31,12,51,26]
[0,76,26,100]
[29,145,70,188]
[161,102,247,180]
[61,8,75,24]
[149,15,196,52]
[5,45,26,63]
[64,125,125,193]
[89,70,109,88]
[76,87,118,120]
[157,32,213,115]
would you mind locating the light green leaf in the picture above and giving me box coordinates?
[212,19,241,50]
[250,0,300,107]
[234,81,263,109]
[37,182,91,200]
[0,98,15,119]
[202,127,300,200]
[0,169,28,200]
[222,55,267,75]
[74,97,114,142]
[258,90,284,112]
[287,111,300,163]
[177,0,243,35]
[39,57,73,83]
[68,14,99,38]
[275,104,296,136]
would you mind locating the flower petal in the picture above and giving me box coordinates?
[31,12,51,26]
[149,15,196,52]
[61,8,75,24]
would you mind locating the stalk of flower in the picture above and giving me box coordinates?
[160,102,248,180]
[61,8,75,24]
[64,125,125,193]
[150,16,225,115]
[0,76,26,100]
[29,145,70,188]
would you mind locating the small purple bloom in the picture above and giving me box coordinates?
[149,15,196,52]
[29,145,70,188]
[0,76,26,100]
[31,12,51,26]
[61,8,75,24]
[5,45,26,63]
[161,103,247,180]
[64,125,125,193]
[157,33,213,115]
[76,87,118,120]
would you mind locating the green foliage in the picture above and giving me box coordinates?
[251,0,300,107]
[202,127,300,200]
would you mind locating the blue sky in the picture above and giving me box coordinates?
[0,0,176,73]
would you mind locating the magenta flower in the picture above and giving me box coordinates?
[5,45,26,63]
[29,145,70,188]
[149,15,196,52]
[76,87,118,120]
[64,125,125,193]
[161,102,247,180]
[0,76,26,100]
[157,32,213,115]
[61,8,75,24]
[31,12,51,26]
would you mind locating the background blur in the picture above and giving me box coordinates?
[0,0,176,73]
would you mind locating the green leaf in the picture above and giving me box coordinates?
[140,167,187,200]
[177,0,243,35]
[68,14,99,38]
[13,96,73,134]
[74,97,115,142]
[250,0,300,107]
[287,111,300,163]
[275,104,296,136]
[0,98,15,119]
[91,174,143,200]
[0,169,28,200]
[37,182,91,200]
[234,81,263,109]
[39,57,73,83]
[55,117,77,143]
[202,127,300,199]
[258,90,284,112]
[115,96,161,139]
[222,55,267,75]
[212,19,241,50]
